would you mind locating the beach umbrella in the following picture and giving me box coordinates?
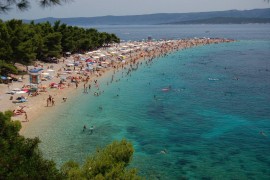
[86,59,94,62]
[29,68,43,73]
[98,53,106,57]
[21,90,29,94]
[110,51,118,55]
[119,55,126,59]
[92,56,100,60]
[1,76,7,80]
[101,61,110,64]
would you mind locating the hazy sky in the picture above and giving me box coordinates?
[1,0,269,20]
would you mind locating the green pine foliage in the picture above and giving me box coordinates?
[0,0,67,13]
[0,60,18,75]
[0,19,120,72]
[0,111,141,179]
[61,139,142,179]
[0,111,64,179]
[0,20,13,61]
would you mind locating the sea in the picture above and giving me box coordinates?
[23,24,270,179]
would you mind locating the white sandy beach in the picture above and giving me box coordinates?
[0,38,234,131]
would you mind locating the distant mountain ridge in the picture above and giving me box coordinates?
[165,17,270,24]
[23,8,270,25]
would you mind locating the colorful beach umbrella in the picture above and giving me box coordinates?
[86,59,94,62]
[29,68,43,73]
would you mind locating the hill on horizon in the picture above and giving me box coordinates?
[22,8,270,25]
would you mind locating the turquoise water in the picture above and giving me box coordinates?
[23,25,270,179]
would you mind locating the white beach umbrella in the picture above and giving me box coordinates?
[92,56,100,60]
[98,53,106,57]
[16,91,27,94]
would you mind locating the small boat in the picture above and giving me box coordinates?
[208,78,219,81]
[162,86,172,92]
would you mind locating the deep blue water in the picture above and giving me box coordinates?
[23,25,270,179]
[88,24,270,41]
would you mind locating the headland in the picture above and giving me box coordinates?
[0,38,234,132]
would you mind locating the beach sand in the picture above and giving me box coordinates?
[0,38,234,132]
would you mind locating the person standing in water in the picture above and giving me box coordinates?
[25,112,29,122]
[89,125,94,134]
[83,125,87,132]
[52,98,55,106]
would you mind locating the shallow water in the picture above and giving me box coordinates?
[23,25,270,179]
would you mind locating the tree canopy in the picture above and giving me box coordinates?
[0,111,141,179]
[0,19,120,76]
[0,0,69,13]
[0,111,64,179]
[61,139,141,179]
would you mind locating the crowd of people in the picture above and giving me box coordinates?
[2,38,234,125]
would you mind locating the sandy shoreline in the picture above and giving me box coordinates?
[0,38,234,132]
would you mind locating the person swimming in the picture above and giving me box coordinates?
[159,149,168,154]
[162,85,172,92]
[89,125,94,134]
[83,125,87,132]
[260,131,267,137]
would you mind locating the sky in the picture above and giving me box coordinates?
[0,0,269,20]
